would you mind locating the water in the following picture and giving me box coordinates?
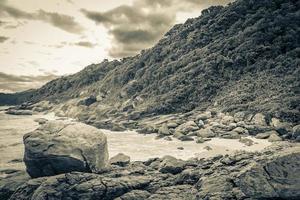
[0,107,271,172]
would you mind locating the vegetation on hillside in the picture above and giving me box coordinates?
[1,0,299,122]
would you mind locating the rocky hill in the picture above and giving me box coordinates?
[1,0,299,122]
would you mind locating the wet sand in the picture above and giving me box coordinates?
[0,108,271,172]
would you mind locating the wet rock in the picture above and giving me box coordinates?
[109,153,130,167]
[159,156,185,174]
[196,128,216,138]
[268,133,282,142]
[23,121,108,178]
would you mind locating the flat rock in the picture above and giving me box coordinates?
[268,133,282,142]
[109,153,130,167]
[23,120,108,178]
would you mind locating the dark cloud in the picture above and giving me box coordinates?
[0,36,9,43]
[0,72,59,93]
[36,10,84,34]
[73,41,96,48]
[0,1,83,34]
[81,0,232,58]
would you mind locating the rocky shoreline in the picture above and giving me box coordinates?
[1,142,299,200]
[0,103,299,199]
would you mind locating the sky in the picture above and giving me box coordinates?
[0,0,232,93]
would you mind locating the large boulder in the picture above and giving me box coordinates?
[23,121,108,178]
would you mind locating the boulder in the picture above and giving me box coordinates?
[221,115,235,125]
[292,125,300,138]
[268,133,282,142]
[158,124,171,136]
[275,123,292,136]
[175,121,199,134]
[197,120,205,128]
[234,111,246,122]
[159,156,185,174]
[167,122,178,129]
[251,113,267,126]
[23,121,108,178]
[196,128,216,138]
[196,111,212,121]
[109,153,130,167]
[233,127,248,134]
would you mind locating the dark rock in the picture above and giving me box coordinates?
[178,135,194,141]
[5,109,33,115]
[159,156,185,174]
[0,170,30,200]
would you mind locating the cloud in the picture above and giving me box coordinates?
[0,36,9,43]
[81,0,232,58]
[73,41,96,48]
[0,72,59,93]
[0,1,83,34]
[47,40,97,49]
[35,10,84,34]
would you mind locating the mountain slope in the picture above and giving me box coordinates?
[1,0,299,122]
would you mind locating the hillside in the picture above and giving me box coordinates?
[1,0,299,122]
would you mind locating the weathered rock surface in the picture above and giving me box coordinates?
[2,144,299,200]
[23,121,108,178]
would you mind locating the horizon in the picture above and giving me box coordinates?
[0,0,233,93]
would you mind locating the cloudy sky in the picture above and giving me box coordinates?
[0,0,232,93]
